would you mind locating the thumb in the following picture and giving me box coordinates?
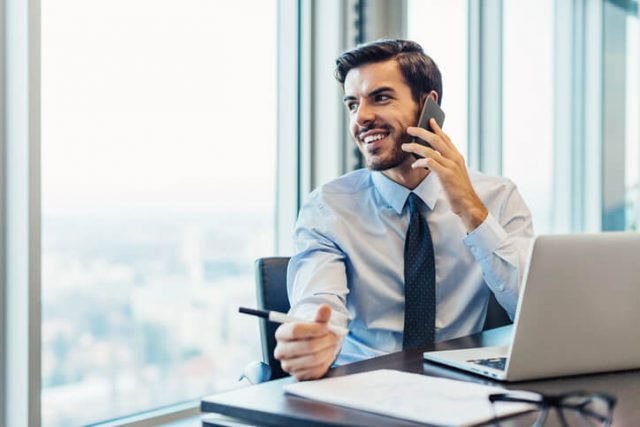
[314,304,332,324]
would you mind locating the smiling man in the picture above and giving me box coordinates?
[274,39,534,381]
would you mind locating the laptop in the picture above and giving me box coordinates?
[423,232,640,382]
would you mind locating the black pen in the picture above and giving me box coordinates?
[239,307,349,336]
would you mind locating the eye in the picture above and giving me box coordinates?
[375,94,390,102]
[347,102,359,112]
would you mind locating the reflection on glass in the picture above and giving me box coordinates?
[41,1,276,425]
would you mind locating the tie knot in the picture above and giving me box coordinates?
[406,193,423,213]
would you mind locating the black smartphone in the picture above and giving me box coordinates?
[413,96,445,158]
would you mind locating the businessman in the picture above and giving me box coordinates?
[274,39,533,380]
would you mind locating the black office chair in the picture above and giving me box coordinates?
[246,256,512,383]
[254,257,291,381]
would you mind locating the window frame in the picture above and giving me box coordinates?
[2,0,42,425]
[468,0,504,175]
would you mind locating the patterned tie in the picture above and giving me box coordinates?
[403,192,436,350]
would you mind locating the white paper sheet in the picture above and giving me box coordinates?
[284,369,535,426]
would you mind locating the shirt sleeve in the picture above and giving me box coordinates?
[462,182,534,319]
[286,195,352,329]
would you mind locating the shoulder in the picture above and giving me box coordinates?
[306,169,373,205]
[300,169,373,219]
[317,168,373,195]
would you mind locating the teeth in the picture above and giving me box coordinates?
[363,133,387,143]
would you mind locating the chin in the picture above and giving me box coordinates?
[367,152,410,171]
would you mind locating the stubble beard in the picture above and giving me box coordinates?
[366,129,414,171]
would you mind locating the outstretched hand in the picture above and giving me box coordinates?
[274,304,343,381]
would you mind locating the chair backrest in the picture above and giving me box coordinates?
[254,257,291,380]
[483,292,512,330]
[254,256,512,380]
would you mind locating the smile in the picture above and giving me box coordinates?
[362,132,389,144]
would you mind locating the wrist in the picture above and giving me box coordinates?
[460,201,488,232]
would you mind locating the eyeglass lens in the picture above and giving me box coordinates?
[490,394,613,427]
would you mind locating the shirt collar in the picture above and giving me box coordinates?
[371,170,442,215]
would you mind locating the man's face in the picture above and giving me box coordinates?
[343,60,420,171]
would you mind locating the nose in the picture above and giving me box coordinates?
[354,101,375,128]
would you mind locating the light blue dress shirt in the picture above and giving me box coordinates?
[287,168,534,365]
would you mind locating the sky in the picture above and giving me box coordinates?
[42,0,277,215]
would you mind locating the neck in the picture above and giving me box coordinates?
[381,157,429,189]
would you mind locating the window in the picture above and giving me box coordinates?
[602,0,638,231]
[407,0,468,158]
[502,0,554,233]
[41,1,276,425]
[623,7,639,230]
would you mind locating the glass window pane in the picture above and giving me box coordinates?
[502,0,554,233]
[603,2,637,231]
[41,1,276,425]
[625,13,640,230]
[407,0,468,158]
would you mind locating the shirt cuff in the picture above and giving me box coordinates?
[463,213,508,261]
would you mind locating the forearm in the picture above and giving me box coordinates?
[464,211,534,319]
[287,234,352,327]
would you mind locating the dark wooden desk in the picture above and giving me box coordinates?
[201,326,640,426]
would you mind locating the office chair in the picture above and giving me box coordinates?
[244,256,512,383]
[253,256,291,381]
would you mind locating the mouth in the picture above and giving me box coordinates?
[359,130,391,151]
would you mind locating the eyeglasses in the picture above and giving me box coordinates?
[488,391,617,427]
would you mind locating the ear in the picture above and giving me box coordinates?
[418,90,439,107]
[428,90,439,105]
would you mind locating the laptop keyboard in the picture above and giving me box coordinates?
[467,357,507,371]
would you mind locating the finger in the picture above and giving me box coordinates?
[402,143,454,167]
[429,117,449,139]
[428,119,454,145]
[275,321,329,341]
[406,126,435,145]
[411,158,430,169]
[401,141,432,158]
[289,360,333,381]
[428,119,458,153]
[314,304,332,324]
[291,365,330,381]
[280,346,334,374]
[406,126,455,158]
[274,333,337,360]
[417,157,446,175]
[287,350,336,380]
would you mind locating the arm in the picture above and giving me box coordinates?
[403,121,534,318]
[461,185,533,318]
[274,197,351,380]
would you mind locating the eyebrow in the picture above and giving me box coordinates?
[343,86,396,103]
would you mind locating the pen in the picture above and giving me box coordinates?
[238,306,349,336]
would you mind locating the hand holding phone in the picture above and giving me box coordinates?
[413,96,445,158]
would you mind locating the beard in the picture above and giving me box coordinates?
[365,129,414,171]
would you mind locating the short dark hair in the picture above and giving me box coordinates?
[335,39,443,105]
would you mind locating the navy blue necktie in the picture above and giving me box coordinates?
[403,193,436,350]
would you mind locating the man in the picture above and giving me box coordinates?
[274,39,533,381]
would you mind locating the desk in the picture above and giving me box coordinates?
[201,326,640,426]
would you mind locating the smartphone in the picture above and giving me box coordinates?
[413,96,445,158]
